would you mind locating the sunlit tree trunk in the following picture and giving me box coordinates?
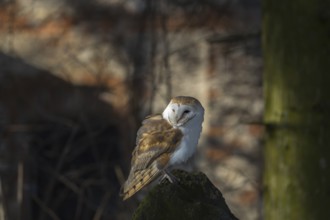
[263,0,330,219]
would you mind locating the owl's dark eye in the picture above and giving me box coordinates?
[183,110,190,114]
[172,109,175,112]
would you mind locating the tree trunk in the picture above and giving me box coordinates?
[263,0,330,219]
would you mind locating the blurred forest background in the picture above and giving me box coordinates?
[0,0,263,220]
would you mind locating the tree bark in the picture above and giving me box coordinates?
[263,0,330,219]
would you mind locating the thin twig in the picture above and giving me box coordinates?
[0,178,7,220]
[32,195,60,220]
[92,190,112,220]
[38,126,78,220]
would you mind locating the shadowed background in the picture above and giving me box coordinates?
[0,0,262,219]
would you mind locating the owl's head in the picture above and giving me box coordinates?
[162,96,204,128]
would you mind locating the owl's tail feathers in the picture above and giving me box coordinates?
[120,163,161,200]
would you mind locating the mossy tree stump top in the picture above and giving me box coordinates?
[133,170,238,220]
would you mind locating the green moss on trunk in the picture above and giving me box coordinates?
[263,0,330,219]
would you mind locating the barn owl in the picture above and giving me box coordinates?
[121,96,204,200]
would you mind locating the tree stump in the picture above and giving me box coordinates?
[133,170,238,220]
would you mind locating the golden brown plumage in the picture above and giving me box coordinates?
[121,115,183,200]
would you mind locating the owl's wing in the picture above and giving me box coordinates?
[121,115,183,200]
[133,114,183,169]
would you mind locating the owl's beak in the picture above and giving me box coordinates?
[168,115,176,126]
[177,114,185,123]
[168,112,191,127]
[177,114,191,126]
[168,114,180,126]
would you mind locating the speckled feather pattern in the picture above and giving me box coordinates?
[121,96,204,200]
